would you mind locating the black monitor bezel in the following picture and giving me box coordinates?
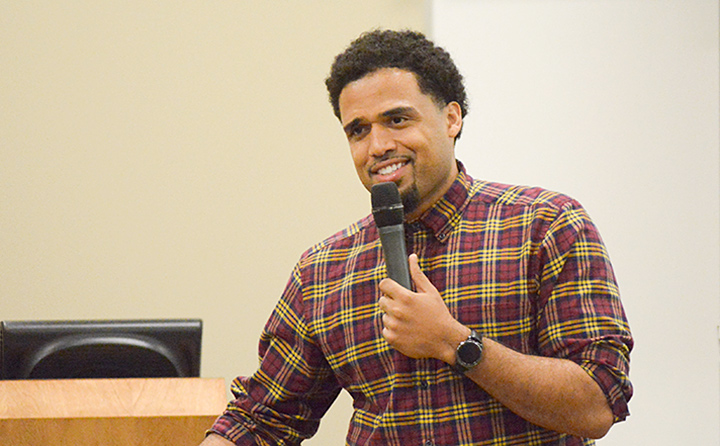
[0,318,202,380]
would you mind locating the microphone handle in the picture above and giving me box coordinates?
[378,224,412,289]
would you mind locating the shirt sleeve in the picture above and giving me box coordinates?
[534,200,634,422]
[209,262,342,445]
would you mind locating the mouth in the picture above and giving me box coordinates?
[377,162,406,176]
[370,159,411,181]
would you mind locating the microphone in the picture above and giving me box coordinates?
[371,182,412,289]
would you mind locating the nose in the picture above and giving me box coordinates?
[367,124,396,158]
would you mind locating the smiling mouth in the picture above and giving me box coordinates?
[376,161,408,176]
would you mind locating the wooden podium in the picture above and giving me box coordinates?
[0,378,227,446]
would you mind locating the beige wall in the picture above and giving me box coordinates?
[1,1,427,443]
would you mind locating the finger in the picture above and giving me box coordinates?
[408,253,433,293]
[381,311,396,328]
[378,293,399,316]
[378,293,389,312]
[378,277,404,298]
[381,326,394,344]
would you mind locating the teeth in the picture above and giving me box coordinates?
[378,162,404,175]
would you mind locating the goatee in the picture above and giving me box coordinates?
[400,183,420,218]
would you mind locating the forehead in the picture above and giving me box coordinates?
[338,68,437,125]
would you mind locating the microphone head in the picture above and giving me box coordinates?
[371,182,404,227]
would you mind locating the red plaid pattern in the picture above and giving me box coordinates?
[210,163,632,445]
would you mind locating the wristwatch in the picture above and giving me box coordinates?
[454,330,483,374]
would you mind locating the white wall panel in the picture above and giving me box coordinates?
[432,1,719,444]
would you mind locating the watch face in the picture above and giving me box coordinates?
[458,340,481,365]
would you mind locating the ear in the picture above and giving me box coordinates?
[445,101,463,139]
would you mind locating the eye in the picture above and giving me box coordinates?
[388,115,410,127]
[346,124,369,140]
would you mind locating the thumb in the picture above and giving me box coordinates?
[408,254,433,293]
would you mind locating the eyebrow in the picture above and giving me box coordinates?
[382,106,416,118]
[343,106,419,135]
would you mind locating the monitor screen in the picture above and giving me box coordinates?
[0,319,202,380]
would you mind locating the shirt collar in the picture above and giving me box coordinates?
[410,161,473,243]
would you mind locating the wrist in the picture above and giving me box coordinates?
[452,328,484,375]
[439,323,472,365]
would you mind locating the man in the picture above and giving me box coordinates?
[202,29,632,445]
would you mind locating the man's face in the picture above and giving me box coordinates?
[338,68,462,221]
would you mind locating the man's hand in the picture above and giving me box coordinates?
[199,434,235,446]
[377,253,614,439]
[378,254,468,363]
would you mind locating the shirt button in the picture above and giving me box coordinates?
[424,441,434,446]
[420,380,429,390]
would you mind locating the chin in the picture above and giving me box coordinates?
[399,184,420,216]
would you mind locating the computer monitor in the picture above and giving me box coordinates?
[0,319,202,380]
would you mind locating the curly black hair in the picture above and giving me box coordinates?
[325,29,468,125]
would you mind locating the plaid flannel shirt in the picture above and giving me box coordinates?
[210,163,633,445]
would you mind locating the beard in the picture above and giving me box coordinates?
[400,182,420,218]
